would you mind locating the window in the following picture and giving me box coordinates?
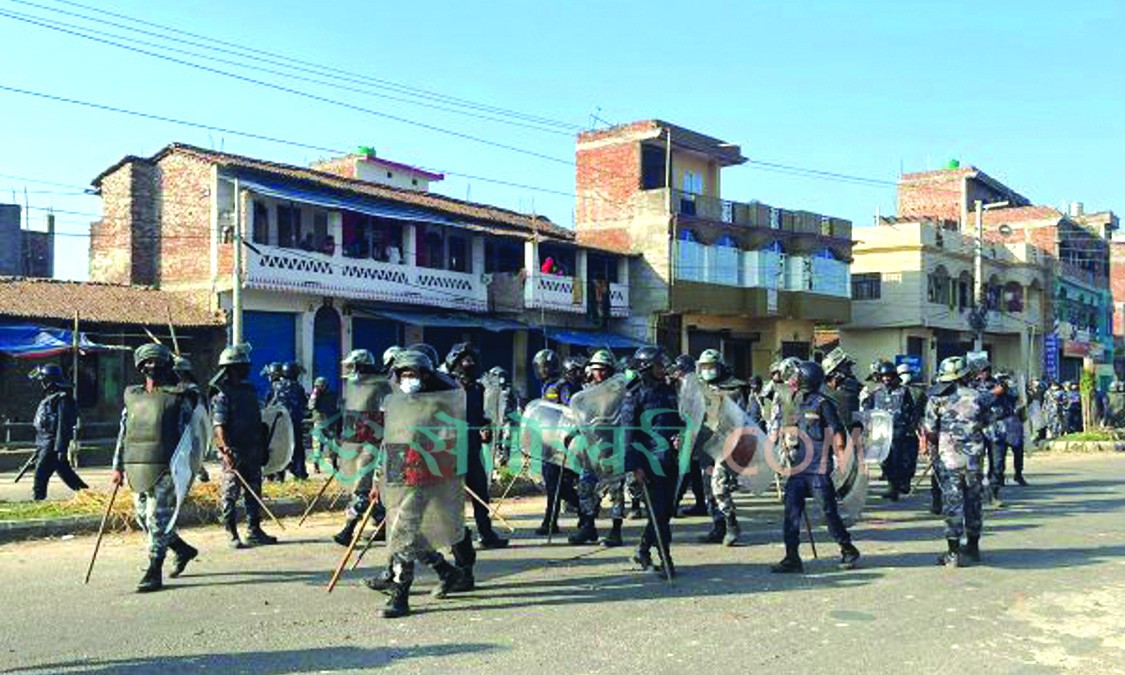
[369,219,403,263]
[412,178,419,186]
[957,272,973,310]
[386,171,393,179]
[851,272,881,300]
[1004,281,1023,313]
[276,204,301,249]
[927,266,950,304]
[341,212,370,258]
[252,200,269,245]
[640,143,666,190]
[417,225,445,269]
[485,239,523,273]
[448,235,470,273]
[587,251,620,284]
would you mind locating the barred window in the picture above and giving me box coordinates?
[851,272,881,300]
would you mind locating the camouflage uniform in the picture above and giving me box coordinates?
[307,382,339,470]
[268,378,309,479]
[112,386,193,562]
[923,382,987,546]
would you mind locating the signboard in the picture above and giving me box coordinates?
[1063,340,1090,358]
[1043,332,1059,381]
[894,355,922,374]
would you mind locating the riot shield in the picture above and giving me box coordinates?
[678,374,707,459]
[166,404,209,533]
[380,388,467,555]
[568,374,630,481]
[858,409,893,464]
[700,394,774,494]
[332,376,392,485]
[832,442,868,526]
[260,404,294,476]
[517,398,580,473]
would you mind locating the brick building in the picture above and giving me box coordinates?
[575,120,852,377]
[0,204,55,278]
[88,144,635,399]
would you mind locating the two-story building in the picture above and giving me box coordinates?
[574,120,852,377]
[88,144,634,398]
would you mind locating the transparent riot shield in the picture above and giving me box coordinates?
[517,398,580,474]
[167,404,209,533]
[380,388,467,555]
[260,404,294,476]
[832,441,868,526]
[700,394,774,495]
[857,409,893,465]
[332,376,392,486]
[678,374,707,458]
[568,375,629,481]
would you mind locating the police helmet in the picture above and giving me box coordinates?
[533,348,561,380]
[313,376,328,388]
[671,354,695,376]
[589,350,616,370]
[281,361,303,380]
[342,349,376,369]
[27,364,68,386]
[173,356,193,374]
[631,346,664,373]
[392,348,434,375]
[406,344,441,371]
[382,346,403,368]
[134,343,174,369]
[563,354,588,376]
[936,356,970,383]
[875,361,897,378]
[444,342,479,373]
[218,343,252,368]
[821,347,853,378]
[796,360,825,393]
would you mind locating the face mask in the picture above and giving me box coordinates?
[400,377,422,394]
[700,366,719,382]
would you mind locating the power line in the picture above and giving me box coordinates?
[2,1,575,136]
[32,0,584,131]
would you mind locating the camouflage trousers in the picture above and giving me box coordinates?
[220,461,262,527]
[936,463,983,540]
[708,462,739,519]
[576,470,626,520]
[309,413,337,471]
[343,450,385,522]
[133,471,177,560]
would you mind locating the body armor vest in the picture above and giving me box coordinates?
[123,385,184,493]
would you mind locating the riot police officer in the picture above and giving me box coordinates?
[333,349,387,547]
[623,346,684,578]
[28,364,88,500]
[769,361,860,573]
[110,344,197,592]
[863,360,916,500]
[446,342,509,549]
[923,356,989,567]
[533,348,579,535]
[695,349,744,547]
[212,344,277,549]
[269,361,309,480]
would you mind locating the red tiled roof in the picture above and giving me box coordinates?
[0,277,223,326]
[92,143,573,242]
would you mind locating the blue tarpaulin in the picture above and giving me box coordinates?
[0,323,116,359]
[544,328,647,350]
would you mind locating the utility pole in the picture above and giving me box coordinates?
[973,199,984,351]
[231,178,244,345]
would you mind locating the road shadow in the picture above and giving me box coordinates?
[860,542,1125,571]
[3,644,503,675]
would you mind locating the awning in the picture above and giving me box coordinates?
[237,175,458,228]
[354,308,528,333]
[0,323,121,359]
[544,328,648,350]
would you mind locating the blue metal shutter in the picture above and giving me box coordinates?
[243,310,297,400]
[352,317,403,364]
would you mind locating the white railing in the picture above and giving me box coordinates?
[245,244,487,311]
[526,273,583,314]
[811,257,850,298]
[742,249,782,289]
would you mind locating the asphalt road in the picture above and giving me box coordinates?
[2,453,1124,675]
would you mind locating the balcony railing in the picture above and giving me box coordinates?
[666,189,852,239]
[523,272,630,318]
[245,243,487,311]
[811,257,850,298]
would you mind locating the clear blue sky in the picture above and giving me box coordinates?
[1,0,1122,281]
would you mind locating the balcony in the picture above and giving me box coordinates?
[522,272,629,317]
[662,189,853,240]
[245,243,487,312]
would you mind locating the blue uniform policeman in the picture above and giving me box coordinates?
[28,364,88,501]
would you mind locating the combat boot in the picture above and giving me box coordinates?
[136,556,164,593]
[246,525,278,546]
[722,514,741,547]
[963,536,981,563]
[839,542,861,570]
[363,564,395,594]
[477,527,509,550]
[333,517,359,547]
[451,531,477,593]
[1013,475,1028,486]
[938,539,963,567]
[628,501,646,520]
[631,548,654,571]
[697,517,726,544]
[224,519,246,550]
[381,580,411,619]
[567,516,598,545]
[167,536,198,579]
[431,560,468,599]
[534,516,560,536]
[600,519,624,548]
[771,545,803,574]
